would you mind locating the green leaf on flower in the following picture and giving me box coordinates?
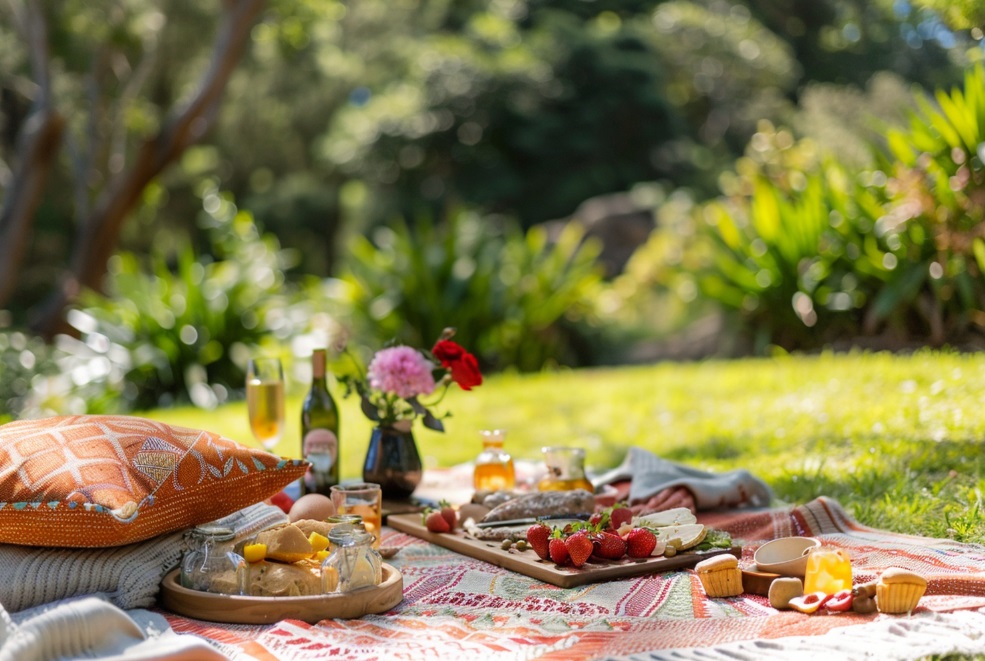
[407,397,428,416]
[360,394,380,421]
[422,409,445,432]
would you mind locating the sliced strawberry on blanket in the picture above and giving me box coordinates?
[424,509,451,533]
[549,536,570,566]
[625,528,657,558]
[564,532,594,568]
[527,524,552,560]
[593,531,627,560]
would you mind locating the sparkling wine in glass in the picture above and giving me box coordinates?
[246,357,285,451]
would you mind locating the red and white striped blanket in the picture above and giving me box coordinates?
[162,497,985,660]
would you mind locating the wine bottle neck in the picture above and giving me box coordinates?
[311,349,327,380]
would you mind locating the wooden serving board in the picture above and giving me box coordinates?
[387,513,740,589]
[159,563,403,624]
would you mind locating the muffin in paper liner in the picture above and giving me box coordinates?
[876,567,926,614]
[695,554,743,598]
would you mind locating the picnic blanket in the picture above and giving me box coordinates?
[160,497,985,660]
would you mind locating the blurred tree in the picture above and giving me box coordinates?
[0,0,265,335]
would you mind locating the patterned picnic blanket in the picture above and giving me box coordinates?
[162,497,985,660]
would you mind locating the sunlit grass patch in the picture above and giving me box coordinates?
[148,349,985,542]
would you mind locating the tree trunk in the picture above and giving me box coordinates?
[0,2,63,311]
[30,0,267,338]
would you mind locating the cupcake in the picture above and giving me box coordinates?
[695,554,743,597]
[876,567,927,614]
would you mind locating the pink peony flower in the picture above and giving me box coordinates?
[367,346,436,399]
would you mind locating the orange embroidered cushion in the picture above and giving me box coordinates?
[0,415,306,547]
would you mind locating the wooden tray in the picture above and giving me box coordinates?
[159,563,403,624]
[388,513,740,588]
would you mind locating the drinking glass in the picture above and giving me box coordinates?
[537,446,594,492]
[330,483,383,549]
[246,357,285,451]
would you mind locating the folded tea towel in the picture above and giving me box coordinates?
[0,501,287,613]
[594,447,772,510]
[0,594,229,661]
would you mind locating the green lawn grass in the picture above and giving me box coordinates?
[146,349,985,544]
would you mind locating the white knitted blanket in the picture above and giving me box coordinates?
[604,609,985,660]
[0,595,228,661]
[0,501,287,613]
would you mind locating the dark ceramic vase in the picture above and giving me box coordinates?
[362,422,422,501]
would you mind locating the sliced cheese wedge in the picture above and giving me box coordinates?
[652,523,706,551]
[635,507,698,528]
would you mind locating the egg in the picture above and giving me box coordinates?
[289,493,336,522]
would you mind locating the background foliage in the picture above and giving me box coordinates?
[3,0,985,419]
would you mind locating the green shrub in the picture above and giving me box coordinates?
[653,64,985,353]
[872,63,985,342]
[68,189,304,410]
[334,209,605,372]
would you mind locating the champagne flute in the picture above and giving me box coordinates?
[246,357,285,452]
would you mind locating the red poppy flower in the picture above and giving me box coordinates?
[432,340,483,390]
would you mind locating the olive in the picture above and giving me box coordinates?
[664,545,677,558]
[501,539,513,551]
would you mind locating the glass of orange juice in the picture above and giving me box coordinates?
[330,483,383,548]
[803,548,852,595]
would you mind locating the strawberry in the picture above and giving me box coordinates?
[549,537,570,565]
[564,532,593,568]
[625,527,657,558]
[594,531,627,560]
[527,524,552,560]
[439,500,457,529]
[424,509,451,533]
[589,511,608,528]
[609,506,633,530]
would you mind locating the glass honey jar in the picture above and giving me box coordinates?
[473,429,515,491]
[537,446,594,492]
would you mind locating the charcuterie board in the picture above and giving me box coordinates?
[387,513,740,588]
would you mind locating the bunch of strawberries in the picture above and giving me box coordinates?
[526,505,658,567]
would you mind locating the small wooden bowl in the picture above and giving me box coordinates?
[159,563,403,624]
[754,537,821,577]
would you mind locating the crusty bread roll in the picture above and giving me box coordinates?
[255,523,314,563]
[293,519,333,539]
[211,560,321,597]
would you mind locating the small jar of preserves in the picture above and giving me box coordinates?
[473,429,515,492]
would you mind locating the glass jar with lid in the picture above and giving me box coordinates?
[473,429,515,492]
[180,524,249,595]
[321,523,383,593]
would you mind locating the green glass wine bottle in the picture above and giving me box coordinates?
[300,348,340,496]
